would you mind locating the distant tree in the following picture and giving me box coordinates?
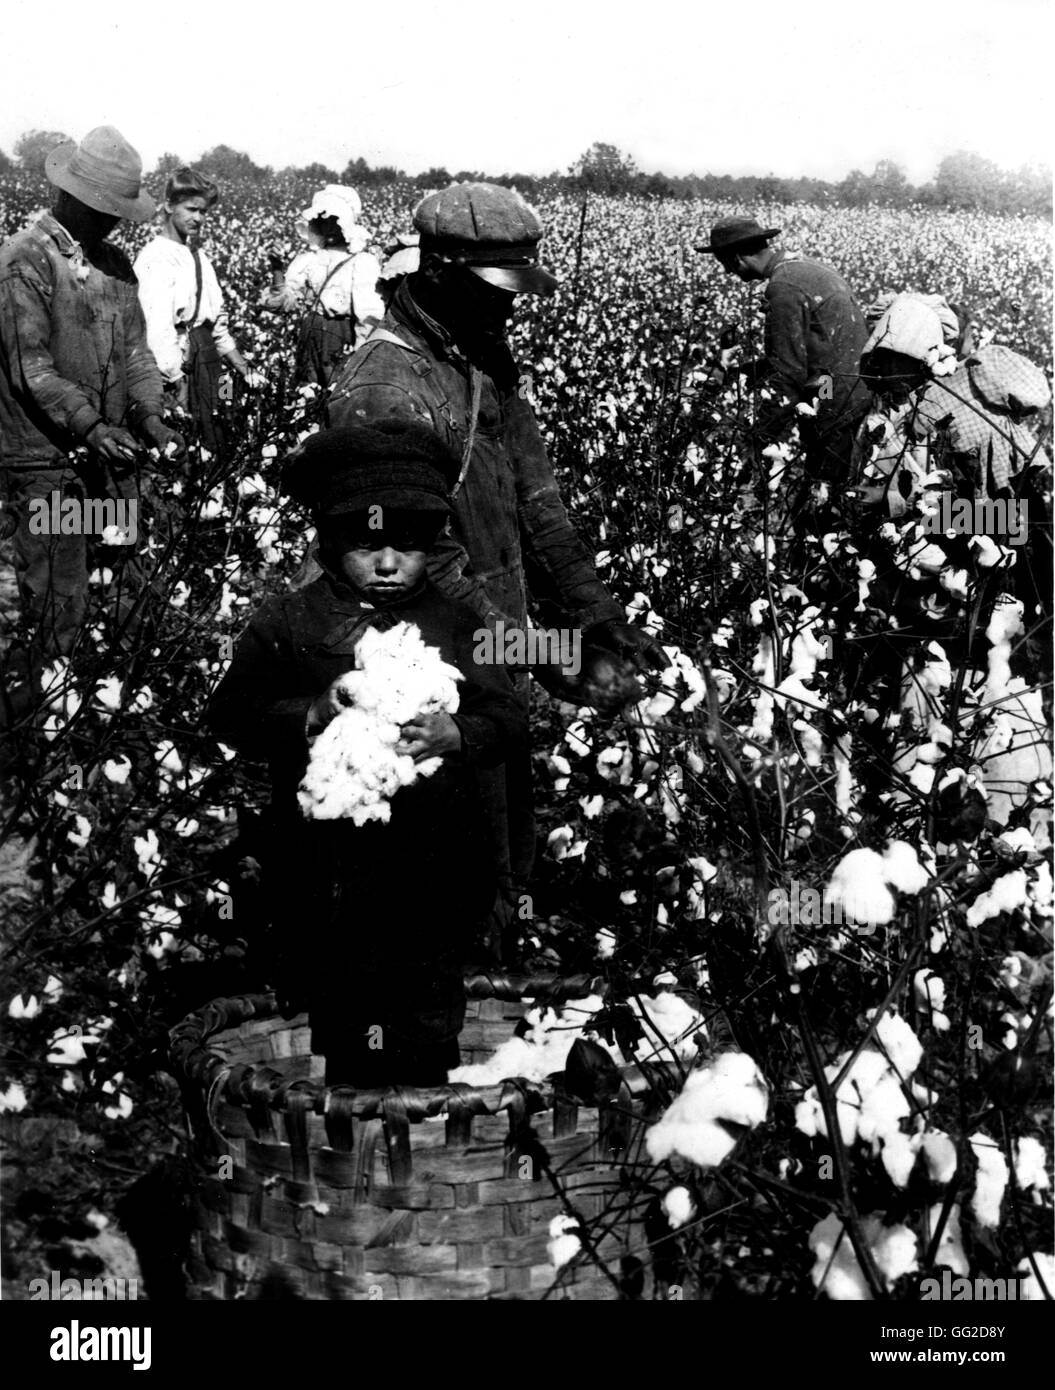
[934,150,1005,211]
[416,166,452,187]
[872,159,910,207]
[296,162,339,184]
[568,143,638,196]
[197,144,267,182]
[837,168,873,207]
[342,157,373,184]
[14,129,72,175]
[152,152,186,179]
[0,147,14,174]
[452,170,484,184]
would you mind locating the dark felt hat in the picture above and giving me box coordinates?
[695,215,781,255]
[413,182,558,295]
[282,420,461,516]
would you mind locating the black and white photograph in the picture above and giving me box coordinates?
[0,0,1051,1352]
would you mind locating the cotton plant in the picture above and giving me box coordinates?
[298,622,462,824]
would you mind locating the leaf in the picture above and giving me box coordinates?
[562,1037,623,1106]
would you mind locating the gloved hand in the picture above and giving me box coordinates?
[583,619,671,673]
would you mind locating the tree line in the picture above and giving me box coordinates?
[2,132,1049,216]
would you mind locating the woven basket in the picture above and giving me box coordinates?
[168,976,680,1301]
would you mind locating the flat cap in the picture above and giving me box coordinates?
[282,420,461,516]
[413,182,558,295]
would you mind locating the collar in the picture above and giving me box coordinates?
[38,213,83,260]
[391,279,466,366]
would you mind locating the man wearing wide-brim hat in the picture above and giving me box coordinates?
[0,125,182,689]
[697,214,871,482]
[328,181,670,962]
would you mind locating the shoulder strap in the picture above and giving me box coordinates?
[308,254,354,317]
[191,245,204,324]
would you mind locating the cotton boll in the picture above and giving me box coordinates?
[881,1130,920,1188]
[1017,1252,1055,1300]
[662,1185,696,1230]
[1013,1137,1050,1192]
[883,841,930,894]
[808,1214,872,1300]
[965,870,1029,927]
[928,1203,969,1276]
[547,1214,582,1269]
[631,993,706,1063]
[102,756,132,785]
[969,1132,1009,1229]
[825,849,896,929]
[871,1221,919,1284]
[8,993,41,1020]
[873,1012,923,1079]
[645,1052,767,1168]
[922,1131,957,1184]
[595,928,616,960]
[0,1081,29,1113]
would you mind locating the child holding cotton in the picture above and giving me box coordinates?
[206,420,525,1085]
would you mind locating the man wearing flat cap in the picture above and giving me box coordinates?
[698,215,870,481]
[328,181,668,960]
[0,125,181,697]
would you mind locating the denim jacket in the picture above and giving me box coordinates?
[0,213,163,467]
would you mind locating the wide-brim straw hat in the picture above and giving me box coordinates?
[45,126,154,223]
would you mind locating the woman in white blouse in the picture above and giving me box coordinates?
[263,185,383,387]
[134,168,264,453]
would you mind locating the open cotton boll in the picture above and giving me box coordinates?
[969,1132,1009,1230]
[922,1130,957,1185]
[1013,1137,1050,1192]
[873,1011,923,1079]
[662,1185,696,1230]
[547,1215,582,1269]
[880,1130,920,1188]
[825,849,895,928]
[631,993,706,1063]
[646,1052,767,1168]
[928,1203,969,1276]
[883,841,930,894]
[809,1214,918,1300]
[448,997,607,1086]
[1017,1252,1055,1301]
[965,870,1029,927]
[298,623,462,823]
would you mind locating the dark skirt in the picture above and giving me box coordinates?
[295,312,355,387]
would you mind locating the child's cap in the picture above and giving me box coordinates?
[282,420,461,515]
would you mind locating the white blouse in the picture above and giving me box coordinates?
[133,237,237,383]
[263,246,384,334]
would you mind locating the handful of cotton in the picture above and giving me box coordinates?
[298,622,462,824]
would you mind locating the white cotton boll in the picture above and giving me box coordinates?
[102,756,132,785]
[0,1081,29,1113]
[793,947,819,974]
[749,597,769,627]
[965,870,1029,927]
[969,1132,1009,1229]
[662,1185,696,1230]
[747,690,775,749]
[547,1215,582,1269]
[67,814,92,849]
[8,993,41,1019]
[928,1204,970,1276]
[1017,1252,1055,1300]
[906,542,949,579]
[939,567,970,601]
[579,794,604,820]
[793,719,825,767]
[922,1131,958,1185]
[856,1066,912,1146]
[1014,1137,1050,1192]
[47,1030,87,1066]
[913,970,945,1013]
[632,993,706,1063]
[565,721,591,756]
[595,928,616,960]
[774,673,827,713]
[998,827,1037,854]
[909,763,935,793]
[871,1221,919,1284]
[986,597,1024,649]
[825,849,896,929]
[93,676,123,713]
[873,1012,923,1079]
[547,826,575,860]
[881,1130,920,1188]
[646,1052,767,1168]
[808,1214,872,1300]
[883,842,930,895]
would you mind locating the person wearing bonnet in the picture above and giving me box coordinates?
[204,418,526,1085]
[263,185,385,387]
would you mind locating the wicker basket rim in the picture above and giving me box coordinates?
[166,984,685,1127]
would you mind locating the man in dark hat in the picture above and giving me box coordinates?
[698,215,870,481]
[0,125,182,694]
[205,420,526,1084]
[328,181,668,960]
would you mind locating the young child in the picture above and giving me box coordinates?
[206,420,526,1086]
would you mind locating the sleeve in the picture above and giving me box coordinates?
[351,252,384,333]
[261,252,310,313]
[0,262,105,441]
[205,601,316,762]
[122,279,165,428]
[133,245,184,382]
[507,390,623,630]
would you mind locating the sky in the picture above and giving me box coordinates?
[2,0,1052,185]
